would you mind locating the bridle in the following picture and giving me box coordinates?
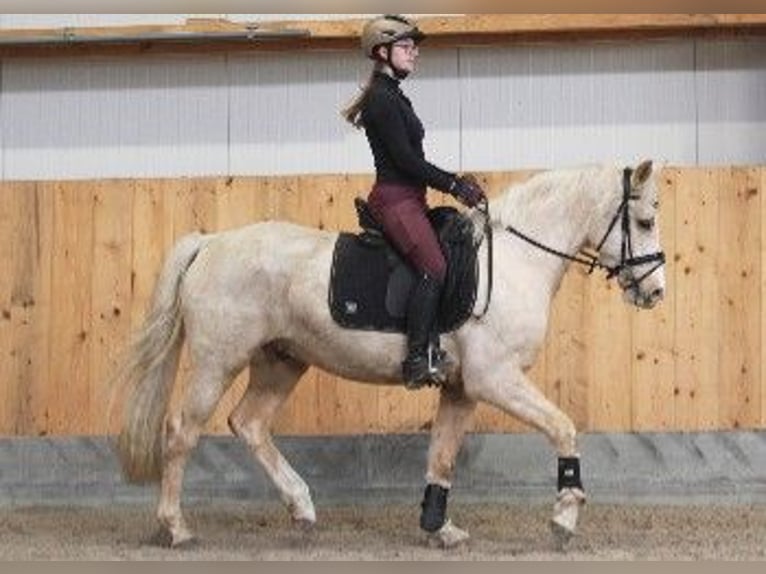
[473,168,666,319]
[507,168,666,284]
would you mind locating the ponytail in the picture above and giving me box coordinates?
[345,60,395,129]
[341,69,375,129]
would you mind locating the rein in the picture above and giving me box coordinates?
[474,168,666,318]
[472,200,493,319]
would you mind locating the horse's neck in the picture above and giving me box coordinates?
[491,167,610,283]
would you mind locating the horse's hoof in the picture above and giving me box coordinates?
[146,527,198,550]
[293,517,316,533]
[145,527,173,548]
[550,519,574,552]
[173,537,200,551]
[551,487,583,551]
[428,519,470,549]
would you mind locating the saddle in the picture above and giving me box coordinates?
[328,198,480,334]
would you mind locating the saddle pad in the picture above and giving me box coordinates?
[329,224,479,334]
[329,233,408,333]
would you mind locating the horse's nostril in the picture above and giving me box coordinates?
[652,288,664,300]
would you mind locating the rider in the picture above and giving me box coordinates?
[342,14,486,389]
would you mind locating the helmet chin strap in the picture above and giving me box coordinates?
[375,49,410,80]
[387,54,410,79]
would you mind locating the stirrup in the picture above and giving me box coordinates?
[402,350,448,390]
[430,346,454,372]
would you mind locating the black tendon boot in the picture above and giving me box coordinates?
[402,274,448,389]
[420,484,449,533]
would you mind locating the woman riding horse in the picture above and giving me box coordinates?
[342,14,486,389]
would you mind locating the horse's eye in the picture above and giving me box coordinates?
[637,218,655,231]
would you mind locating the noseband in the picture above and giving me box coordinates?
[504,168,666,287]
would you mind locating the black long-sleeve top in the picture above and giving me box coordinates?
[361,72,455,193]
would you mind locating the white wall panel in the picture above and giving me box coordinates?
[228,50,460,176]
[228,51,366,175]
[698,39,766,166]
[0,37,762,181]
[2,55,229,180]
[408,50,462,173]
[461,39,697,171]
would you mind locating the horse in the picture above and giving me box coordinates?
[115,160,666,549]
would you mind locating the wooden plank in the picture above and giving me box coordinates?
[4,183,25,435]
[585,266,633,431]
[90,181,133,435]
[8,182,54,435]
[118,179,175,434]
[673,168,721,430]
[0,184,14,435]
[763,168,766,428]
[48,182,94,435]
[631,168,677,431]
[215,176,257,232]
[130,179,176,331]
[546,266,589,432]
[717,167,761,429]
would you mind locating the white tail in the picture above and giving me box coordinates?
[115,232,206,483]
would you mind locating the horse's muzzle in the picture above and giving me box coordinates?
[623,283,664,309]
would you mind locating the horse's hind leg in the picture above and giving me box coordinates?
[227,347,314,527]
[464,362,586,548]
[422,387,476,548]
[156,363,235,548]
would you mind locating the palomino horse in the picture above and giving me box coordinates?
[116,160,666,549]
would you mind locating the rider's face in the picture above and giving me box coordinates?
[388,40,419,74]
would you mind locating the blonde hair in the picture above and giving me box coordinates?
[341,69,377,129]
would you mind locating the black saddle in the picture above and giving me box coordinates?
[328,198,480,334]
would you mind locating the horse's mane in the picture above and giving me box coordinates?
[488,164,616,237]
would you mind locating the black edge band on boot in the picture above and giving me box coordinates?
[420,484,449,533]
[558,457,583,491]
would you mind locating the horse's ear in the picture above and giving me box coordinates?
[632,160,654,188]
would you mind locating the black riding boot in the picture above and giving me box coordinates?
[402,274,449,389]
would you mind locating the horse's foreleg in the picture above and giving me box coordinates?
[465,364,586,547]
[156,364,232,548]
[228,350,314,527]
[421,387,476,548]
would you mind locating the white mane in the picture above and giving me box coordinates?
[487,164,621,256]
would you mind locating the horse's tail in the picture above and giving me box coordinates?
[115,231,205,484]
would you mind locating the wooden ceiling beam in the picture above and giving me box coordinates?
[0,14,765,58]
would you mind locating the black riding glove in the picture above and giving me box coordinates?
[449,174,486,208]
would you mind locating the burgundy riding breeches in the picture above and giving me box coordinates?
[367,183,447,282]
